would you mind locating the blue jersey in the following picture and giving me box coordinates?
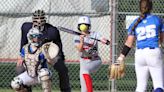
[20,46,48,68]
[128,14,164,49]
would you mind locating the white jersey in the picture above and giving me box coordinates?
[74,31,103,92]
[74,31,103,59]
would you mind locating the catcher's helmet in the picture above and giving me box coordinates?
[77,16,91,32]
[139,0,152,14]
[32,10,46,31]
[27,28,42,46]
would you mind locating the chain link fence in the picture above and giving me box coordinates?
[0,0,111,92]
[0,0,164,92]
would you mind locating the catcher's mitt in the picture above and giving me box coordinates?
[42,42,59,60]
[109,57,125,80]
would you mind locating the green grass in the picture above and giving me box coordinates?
[0,63,109,91]
[0,62,153,92]
[0,89,81,92]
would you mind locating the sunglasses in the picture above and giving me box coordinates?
[30,34,42,38]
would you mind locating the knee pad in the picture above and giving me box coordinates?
[38,68,52,92]
[38,68,52,81]
[154,88,164,92]
[11,77,23,90]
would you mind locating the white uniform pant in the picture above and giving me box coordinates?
[17,71,39,86]
[135,48,164,92]
[80,58,102,92]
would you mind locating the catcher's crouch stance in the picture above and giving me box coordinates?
[11,28,59,92]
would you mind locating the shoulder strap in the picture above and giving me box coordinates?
[24,44,30,54]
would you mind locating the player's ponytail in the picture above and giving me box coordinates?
[130,0,152,34]
[130,14,145,34]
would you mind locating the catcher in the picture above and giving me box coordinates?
[109,0,164,92]
[11,28,59,92]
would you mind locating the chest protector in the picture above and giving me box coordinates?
[23,44,42,78]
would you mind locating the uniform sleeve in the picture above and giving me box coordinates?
[74,36,80,46]
[127,17,139,36]
[39,53,48,68]
[52,27,63,51]
[50,26,65,58]
[20,48,25,58]
[39,53,45,61]
[95,32,104,40]
[20,23,28,52]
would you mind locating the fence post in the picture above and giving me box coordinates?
[109,0,118,92]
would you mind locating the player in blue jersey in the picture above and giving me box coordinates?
[110,0,164,92]
[11,28,52,92]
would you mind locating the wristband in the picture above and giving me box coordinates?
[121,45,131,57]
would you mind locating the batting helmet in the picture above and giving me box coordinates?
[139,0,152,14]
[77,16,91,32]
[32,10,46,31]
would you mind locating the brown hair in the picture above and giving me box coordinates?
[130,0,152,34]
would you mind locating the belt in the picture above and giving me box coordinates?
[82,57,92,59]
[81,56,99,60]
[137,47,156,49]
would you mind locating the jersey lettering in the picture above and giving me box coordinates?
[136,25,156,41]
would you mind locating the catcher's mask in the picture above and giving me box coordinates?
[139,0,152,14]
[77,16,91,32]
[27,28,42,46]
[32,10,46,31]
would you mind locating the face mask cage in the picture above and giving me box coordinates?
[32,17,46,30]
[32,10,46,31]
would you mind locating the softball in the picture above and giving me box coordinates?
[79,24,88,31]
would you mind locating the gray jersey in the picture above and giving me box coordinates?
[74,31,103,58]
[74,31,103,92]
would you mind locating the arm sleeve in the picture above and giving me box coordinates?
[53,27,63,51]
